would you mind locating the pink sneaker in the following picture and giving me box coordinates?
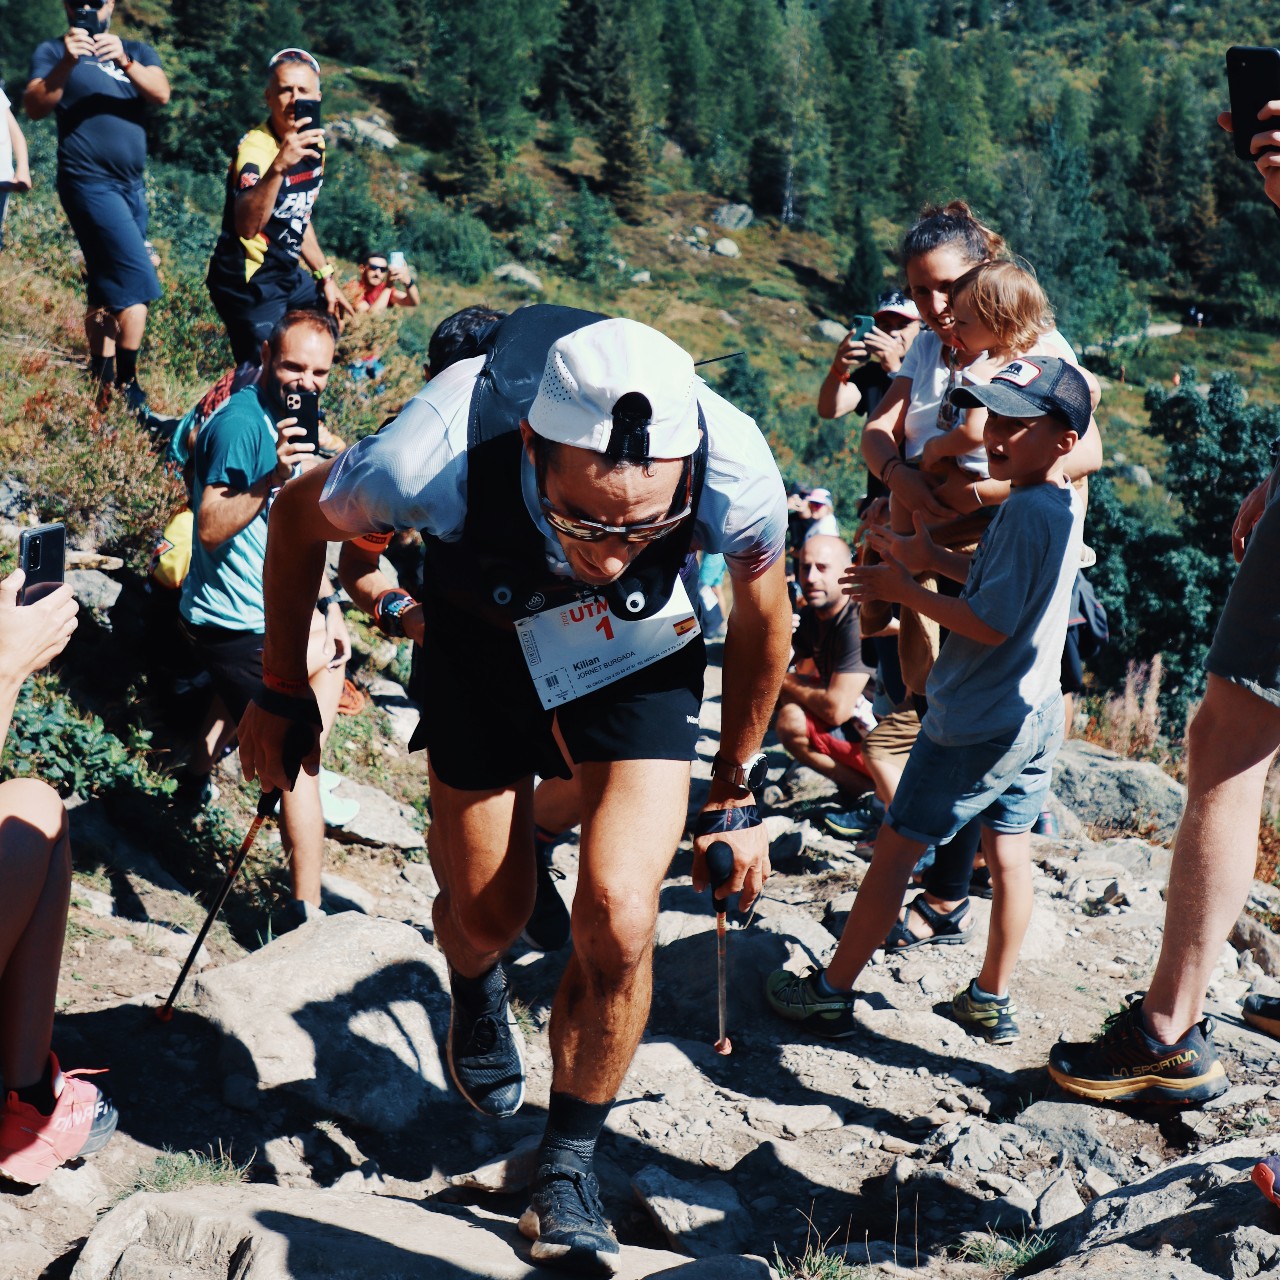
[0,1054,117,1185]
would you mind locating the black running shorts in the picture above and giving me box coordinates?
[413,615,706,791]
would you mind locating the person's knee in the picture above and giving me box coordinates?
[438,874,533,955]
[571,886,657,979]
[0,778,68,845]
[775,702,808,752]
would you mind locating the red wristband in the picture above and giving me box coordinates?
[262,665,309,697]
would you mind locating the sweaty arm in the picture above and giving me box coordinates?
[337,535,424,645]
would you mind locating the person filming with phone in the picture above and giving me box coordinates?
[0,559,120,1186]
[206,48,354,372]
[352,249,420,314]
[818,290,922,427]
[177,310,349,933]
[24,1,169,416]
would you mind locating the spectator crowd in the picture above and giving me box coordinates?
[5,10,1280,1277]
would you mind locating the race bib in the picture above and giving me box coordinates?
[516,580,701,709]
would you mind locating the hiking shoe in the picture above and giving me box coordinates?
[1243,993,1280,1040]
[273,898,324,937]
[1254,1154,1280,1210]
[1047,997,1228,1104]
[518,1151,619,1275]
[951,980,1020,1044]
[522,846,571,953]
[447,964,526,1117]
[0,1055,118,1186]
[763,965,858,1038]
[824,803,883,840]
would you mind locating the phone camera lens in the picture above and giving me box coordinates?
[28,540,41,570]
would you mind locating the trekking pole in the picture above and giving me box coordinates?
[154,786,281,1023]
[706,840,735,1056]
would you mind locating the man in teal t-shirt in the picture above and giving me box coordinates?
[179,309,349,931]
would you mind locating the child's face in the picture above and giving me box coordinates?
[949,291,999,357]
[983,411,1074,486]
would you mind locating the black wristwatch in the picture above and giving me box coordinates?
[315,592,342,615]
[711,752,769,797]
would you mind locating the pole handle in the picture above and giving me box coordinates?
[707,840,734,911]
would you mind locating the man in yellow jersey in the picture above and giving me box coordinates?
[205,48,353,371]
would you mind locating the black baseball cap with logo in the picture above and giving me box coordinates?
[950,356,1091,436]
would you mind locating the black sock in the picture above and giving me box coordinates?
[450,962,505,1006]
[541,1091,614,1166]
[115,347,139,386]
[13,1058,57,1116]
[90,354,114,385]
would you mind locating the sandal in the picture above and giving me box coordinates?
[885,893,972,952]
[969,867,993,899]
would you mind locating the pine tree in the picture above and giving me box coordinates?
[455,93,498,197]
[842,206,886,312]
[1054,83,1091,152]
[934,0,956,38]
[664,0,714,154]
[599,66,651,223]
[568,181,618,282]
[968,0,990,28]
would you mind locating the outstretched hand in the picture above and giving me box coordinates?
[842,555,914,607]
[863,510,939,576]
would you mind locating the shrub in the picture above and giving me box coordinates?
[397,201,499,285]
[567,182,618,283]
[483,172,558,260]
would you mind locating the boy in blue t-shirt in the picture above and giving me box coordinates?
[766,356,1089,1044]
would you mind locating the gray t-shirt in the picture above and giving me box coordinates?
[924,482,1083,746]
[320,355,788,584]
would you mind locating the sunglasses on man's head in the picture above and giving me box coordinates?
[536,451,693,544]
[268,47,320,74]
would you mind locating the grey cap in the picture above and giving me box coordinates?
[950,356,1091,436]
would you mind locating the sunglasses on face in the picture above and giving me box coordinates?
[537,451,694,543]
[365,263,388,273]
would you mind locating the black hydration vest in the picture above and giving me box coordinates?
[420,304,708,633]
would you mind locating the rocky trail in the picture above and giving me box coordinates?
[9,647,1280,1279]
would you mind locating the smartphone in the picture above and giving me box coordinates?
[284,390,320,452]
[1227,46,1280,161]
[388,250,406,272]
[293,98,322,132]
[851,314,876,341]
[18,523,65,606]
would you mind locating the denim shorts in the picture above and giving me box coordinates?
[58,177,161,311]
[887,696,1065,846]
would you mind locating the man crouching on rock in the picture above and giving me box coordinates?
[237,307,791,1274]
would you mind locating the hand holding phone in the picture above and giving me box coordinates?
[1226,47,1280,160]
[18,523,66,606]
[293,98,322,133]
[284,390,321,452]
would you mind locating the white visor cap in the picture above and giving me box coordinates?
[526,318,701,458]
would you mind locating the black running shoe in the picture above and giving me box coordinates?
[446,964,526,1117]
[518,1152,620,1275]
[522,846,571,952]
[1048,996,1228,1105]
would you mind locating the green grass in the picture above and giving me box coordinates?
[115,1145,250,1204]
[955,1228,1057,1272]
[772,1245,870,1280]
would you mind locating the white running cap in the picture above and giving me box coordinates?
[527,318,700,459]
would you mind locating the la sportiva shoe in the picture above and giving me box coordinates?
[951,980,1020,1044]
[0,1054,118,1186]
[522,840,571,953]
[763,965,858,1038]
[447,963,526,1117]
[1047,996,1228,1104]
[518,1151,620,1275]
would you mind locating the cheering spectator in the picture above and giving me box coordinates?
[25,0,170,413]
[351,250,420,314]
[205,47,353,371]
[0,569,118,1186]
[0,79,31,250]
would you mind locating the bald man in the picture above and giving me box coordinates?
[775,535,878,793]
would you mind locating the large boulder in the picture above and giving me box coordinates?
[1035,1135,1280,1279]
[71,1185,745,1279]
[713,203,754,231]
[1052,740,1186,842]
[191,912,451,1129]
